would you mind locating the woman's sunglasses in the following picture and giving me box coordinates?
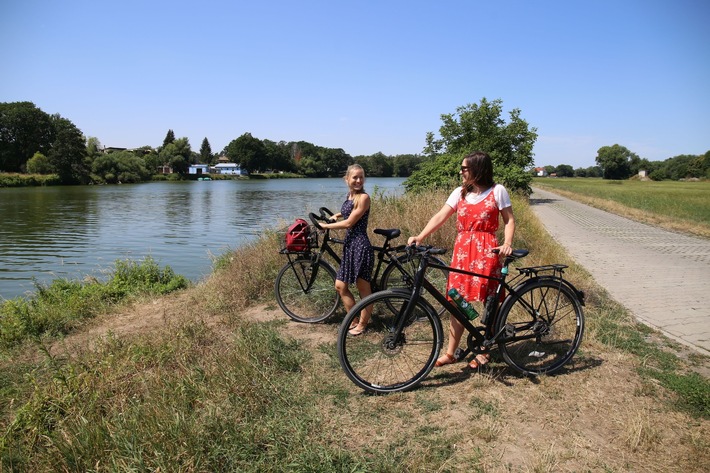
[460,166,471,172]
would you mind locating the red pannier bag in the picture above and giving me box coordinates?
[285,218,310,252]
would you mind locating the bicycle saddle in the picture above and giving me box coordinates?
[374,228,401,239]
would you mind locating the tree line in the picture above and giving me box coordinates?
[539,144,709,180]
[0,102,426,185]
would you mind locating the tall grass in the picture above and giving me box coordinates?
[1,189,707,472]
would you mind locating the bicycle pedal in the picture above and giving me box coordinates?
[454,347,466,361]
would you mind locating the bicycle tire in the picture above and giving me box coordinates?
[275,257,339,323]
[337,290,443,394]
[495,278,584,376]
[380,254,449,316]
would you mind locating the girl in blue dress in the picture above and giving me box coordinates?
[321,164,374,336]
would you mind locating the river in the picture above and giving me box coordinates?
[0,177,406,300]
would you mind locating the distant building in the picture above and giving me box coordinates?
[212,163,247,175]
[534,167,548,177]
[189,164,210,175]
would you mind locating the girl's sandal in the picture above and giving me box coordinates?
[435,353,457,367]
[348,323,368,337]
[468,353,491,369]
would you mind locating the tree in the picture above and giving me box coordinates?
[407,98,538,193]
[224,133,268,172]
[555,164,574,177]
[47,115,87,184]
[199,137,213,164]
[391,154,423,177]
[26,152,53,174]
[0,101,55,172]
[159,137,191,175]
[318,147,351,176]
[91,150,151,183]
[595,144,639,180]
[263,139,293,172]
[360,152,393,177]
[162,129,175,148]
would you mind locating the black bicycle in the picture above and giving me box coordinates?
[337,245,586,393]
[275,208,449,323]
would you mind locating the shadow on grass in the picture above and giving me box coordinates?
[410,354,603,392]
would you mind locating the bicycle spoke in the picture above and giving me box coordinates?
[497,280,584,375]
[338,291,442,393]
[275,259,339,323]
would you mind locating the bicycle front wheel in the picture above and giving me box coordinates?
[495,279,584,376]
[381,254,449,315]
[275,258,339,323]
[338,290,443,394]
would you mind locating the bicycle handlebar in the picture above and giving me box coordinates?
[308,212,326,231]
[406,244,447,256]
[319,207,334,219]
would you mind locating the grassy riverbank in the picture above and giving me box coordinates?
[533,177,710,239]
[1,190,708,472]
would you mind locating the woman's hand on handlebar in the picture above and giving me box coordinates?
[309,212,325,231]
[407,236,421,246]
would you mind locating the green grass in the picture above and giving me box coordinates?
[533,177,710,227]
[0,256,189,348]
[0,173,61,187]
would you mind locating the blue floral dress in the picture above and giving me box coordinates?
[336,195,374,284]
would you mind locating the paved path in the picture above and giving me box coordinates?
[529,187,710,356]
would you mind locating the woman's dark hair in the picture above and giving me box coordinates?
[461,151,494,199]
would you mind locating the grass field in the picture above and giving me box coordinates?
[532,177,710,238]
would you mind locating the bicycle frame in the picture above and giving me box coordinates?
[394,248,582,359]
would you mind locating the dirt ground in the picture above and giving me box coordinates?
[52,294,710,473]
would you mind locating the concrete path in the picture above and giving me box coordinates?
[529,187,710,356]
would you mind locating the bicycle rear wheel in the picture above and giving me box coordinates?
[495,279,584,376]
[338,290,443,394]
[275,258,339,323]
[381,254,449,315]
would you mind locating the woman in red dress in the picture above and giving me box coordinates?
[408,151,515,369]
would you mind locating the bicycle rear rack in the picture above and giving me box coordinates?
[516,264,568,277]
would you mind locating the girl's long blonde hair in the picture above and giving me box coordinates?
[344,164,366,208]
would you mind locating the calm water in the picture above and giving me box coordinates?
[0,177,406,300]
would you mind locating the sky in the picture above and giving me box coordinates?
[1,0,708,169]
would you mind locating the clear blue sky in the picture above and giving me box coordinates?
[2,0,708,169]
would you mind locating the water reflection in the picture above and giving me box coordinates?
[0,177,405,299]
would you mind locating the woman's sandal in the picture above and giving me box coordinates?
[348,318,360,330]
[468,353,491,369]
[348,323,368,337]
[435,353,457,367]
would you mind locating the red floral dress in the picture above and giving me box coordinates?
[447,190,502,303]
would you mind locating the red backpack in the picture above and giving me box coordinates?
[285,218,310,252]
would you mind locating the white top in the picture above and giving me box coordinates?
[445,184,512,210]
